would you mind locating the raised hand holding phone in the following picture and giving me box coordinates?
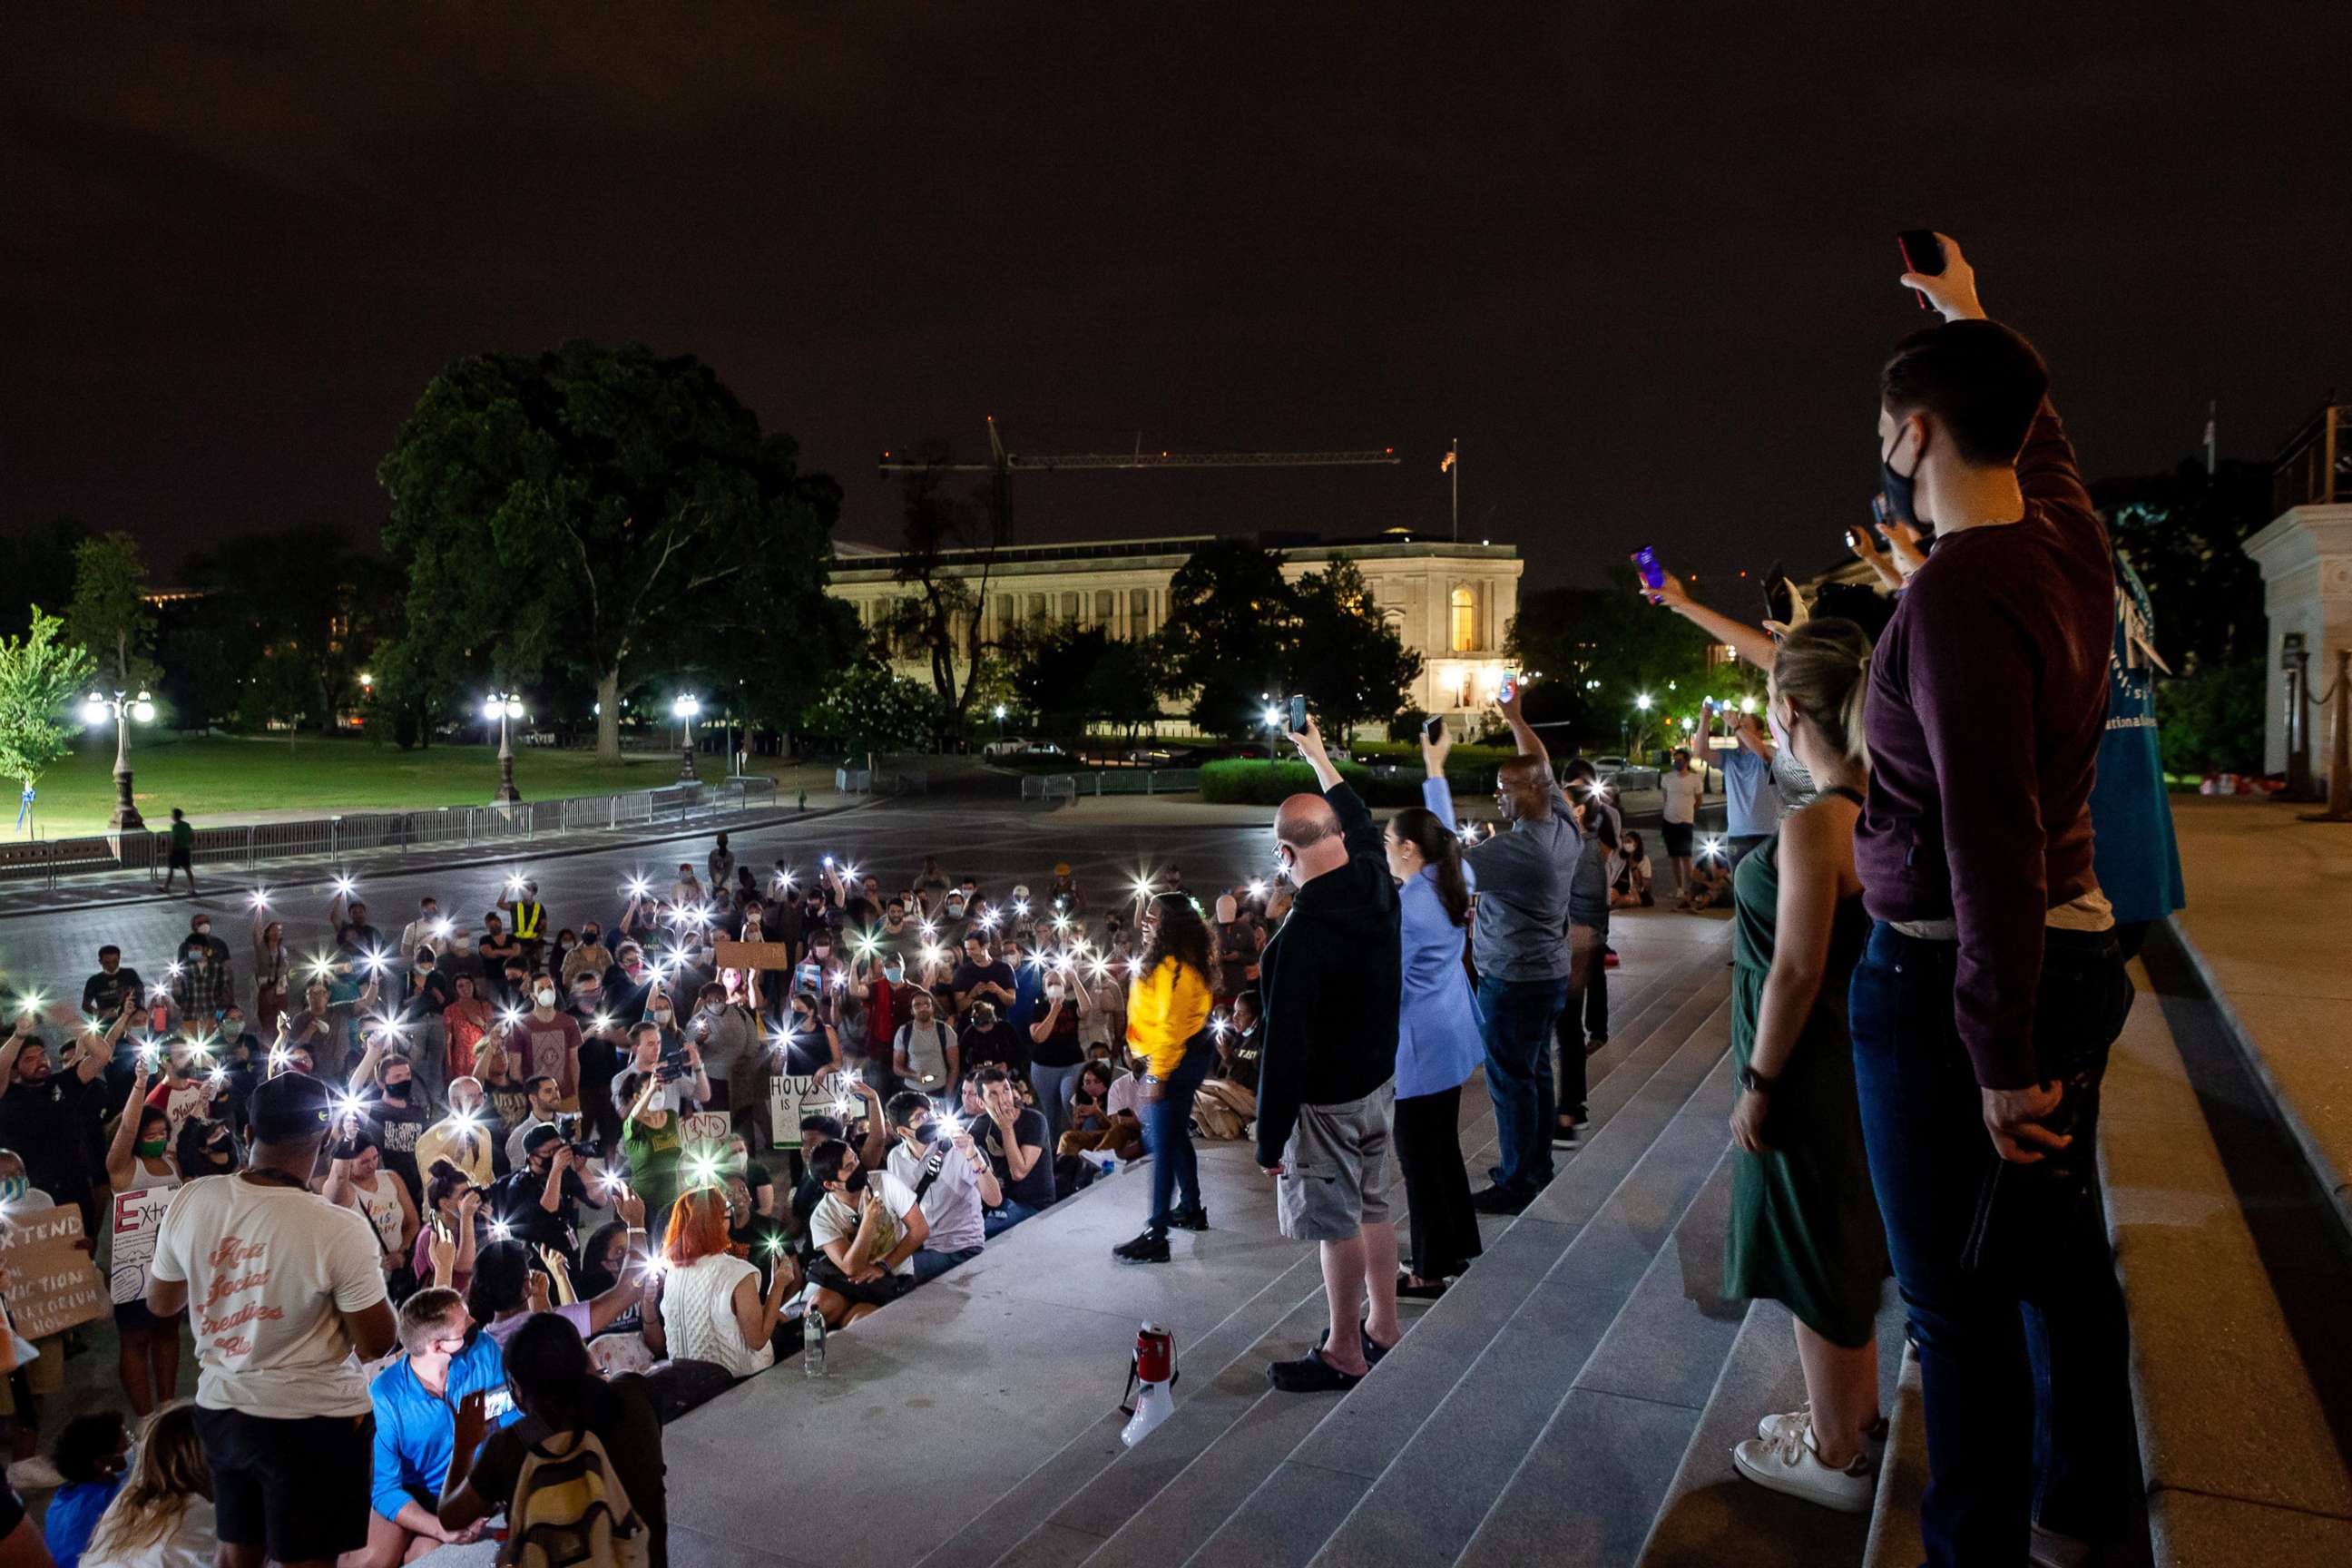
[1896,230,1984,321]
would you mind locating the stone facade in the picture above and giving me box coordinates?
[828,533,1523,730]
[2242,503,2352,780]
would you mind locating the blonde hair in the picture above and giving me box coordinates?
[1769,619,1874,766]
[83,1401,211,1560]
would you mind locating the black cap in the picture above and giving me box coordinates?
[522,1122,564,1155]
[248,1073,334,1145]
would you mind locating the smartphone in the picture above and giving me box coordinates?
[1422,714,1445,744]
[1630,545,1665,592]
[1286,693,1308,733]
[1896,230,1945,311]
[1496,671,1518,706]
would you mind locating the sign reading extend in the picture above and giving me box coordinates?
[0,1205,113,1340]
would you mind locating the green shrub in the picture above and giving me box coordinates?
[1199,759,1371,806]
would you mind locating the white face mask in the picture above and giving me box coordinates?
[534,987,556,1007]
[1767,700,1817,801]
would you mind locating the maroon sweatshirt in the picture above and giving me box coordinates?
[1855,399,2112,1090]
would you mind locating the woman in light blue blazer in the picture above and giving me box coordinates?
[1387,729,1488,1297]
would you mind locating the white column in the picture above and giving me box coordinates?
[2243,505,2352,778]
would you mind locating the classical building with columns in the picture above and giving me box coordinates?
[827,531,1523,731]
[2245,402,2352,784]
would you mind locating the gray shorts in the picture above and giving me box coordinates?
[1275,1083,1400,1242]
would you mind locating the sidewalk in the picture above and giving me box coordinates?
[2167,795,2352,1228]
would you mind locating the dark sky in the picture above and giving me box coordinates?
[6,3,2347,595]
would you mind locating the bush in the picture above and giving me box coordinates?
[2157,658,2266,776]
[1199,759,1371,806]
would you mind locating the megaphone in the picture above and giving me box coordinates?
[1120,1321,1179,1447]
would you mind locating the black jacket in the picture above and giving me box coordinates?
[1254,781,1400,1167]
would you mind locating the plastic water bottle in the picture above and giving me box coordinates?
[804,1305,827,1377]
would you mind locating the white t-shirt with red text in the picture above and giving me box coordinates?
[149,1175,387,1417]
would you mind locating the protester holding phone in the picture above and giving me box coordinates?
[1847,235,2135,1566]
[1719,621,1889,1513]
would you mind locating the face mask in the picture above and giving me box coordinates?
[652,1008,672,1024]
[192,923,211,937]
[883,966,904,985]
[137,1137,167,1158]
[1046,985,1064,1001]
[1767,701,1818,803]
[0,1174,25,1205]
[842,1168,868,1193]
[1878,421,1929,530]
[385,1078,410,1100]
[912,1122,940,1147]
[534,988,556,1007]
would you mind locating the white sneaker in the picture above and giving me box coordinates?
[1757,1404,1888,1447]
[1731,1422,1874,1514]
[5,1456,64,1492]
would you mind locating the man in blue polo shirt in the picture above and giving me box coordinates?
[1720,712,1784,865]
[360,1289,517,1568]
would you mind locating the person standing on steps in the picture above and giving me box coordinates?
[1461,687,1582,1212]
[1848,236,2136,1568]
[1715,620,1890,1513]
[1387,720,1485,1299]
[1257,716,1403,1392]
[1659,750,1703,906]
[1109,894,1214,1263]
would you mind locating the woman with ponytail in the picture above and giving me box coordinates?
[1721,617,1890,1514]
[1385,721,1488,1298]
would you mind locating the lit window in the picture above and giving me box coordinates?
[1450,586,1475,652]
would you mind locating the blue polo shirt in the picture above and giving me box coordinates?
[368,1329,517,1521]
[1721,745,1781,838]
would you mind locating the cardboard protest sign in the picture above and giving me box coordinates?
[0,1205,113,1339]
[681,1112,731,1148]
[715,941,794,972]
[108,1186,174,1305]
[768,1074,820,1150]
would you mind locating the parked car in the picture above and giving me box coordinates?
[1124,747,1176,765]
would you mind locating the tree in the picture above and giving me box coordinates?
[0,609,95,822]
[1285,556,1421,745]
[2094,459,2269,675]
[379,341,841,762]
[64,532,159,695]
[1508,568,1720,753]
[881,450,1004,740]
[179,524,395,733]
[800,661,942,760]
[1161,539,1295,740]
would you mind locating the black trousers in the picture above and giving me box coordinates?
[1392,1084,1482,1279]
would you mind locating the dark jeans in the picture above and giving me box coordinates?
[1478,975,1570,1196]
[1850,923,2137,1565]
[909,1244,983,1282]
[1143,1044,1213,1229]
[1394,1084,1481,1279]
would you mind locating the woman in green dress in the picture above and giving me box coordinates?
[1724,618,1890,1514]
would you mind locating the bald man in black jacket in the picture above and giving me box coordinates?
[1257,717,1404,1393]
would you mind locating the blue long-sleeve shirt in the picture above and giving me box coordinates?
[368,1330,515,1521]
[1396,780,1488,1099]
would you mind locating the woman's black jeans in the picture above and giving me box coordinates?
[1850,923,2136,1566]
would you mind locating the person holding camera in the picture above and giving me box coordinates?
[803,1139,928,1328]
[485,1123,591,1271]
[882,1091,999,1280]
[1848,236,2135,1565]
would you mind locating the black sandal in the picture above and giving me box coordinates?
[1396,1275,1450,1299]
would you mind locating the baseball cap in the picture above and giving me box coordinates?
[522,1122,565,1155]
[248,1073,334,1145]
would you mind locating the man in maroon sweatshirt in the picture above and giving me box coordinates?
[1848,238,2136,1567]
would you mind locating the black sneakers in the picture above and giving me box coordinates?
[1165,1204,1210,1232]
[1471,1185,1534,1215]
[1112,1230,1171,1264]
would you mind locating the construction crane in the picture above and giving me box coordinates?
[878,416,1399,539]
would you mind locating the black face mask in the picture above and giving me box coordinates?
[1878,422,1930,532]
[912,1123,940,1147]
[842,1168,869,1192]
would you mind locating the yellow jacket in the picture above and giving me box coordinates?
[1125,956,1211,1077]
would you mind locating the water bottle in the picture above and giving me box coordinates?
[804,1304,827,1377]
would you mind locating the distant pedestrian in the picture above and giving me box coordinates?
[1257,717,1403,1391]
[1660,750,1703,905]
[162,808,196,895]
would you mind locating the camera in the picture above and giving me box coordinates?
[656,1040,691,1083]
[554,1112,582,1143]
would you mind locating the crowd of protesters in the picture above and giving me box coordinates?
[0,237,2182,1568]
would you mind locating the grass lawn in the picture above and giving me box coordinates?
[15,734,729,838]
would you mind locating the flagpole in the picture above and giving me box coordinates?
[2203,400,2218,478]
[1450,437,1459,543]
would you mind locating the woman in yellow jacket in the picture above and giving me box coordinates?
[1113,891,1216,1264]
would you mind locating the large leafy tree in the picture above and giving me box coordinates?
[881,450,1003,740]
[800,660,942,760]
[0,609,95,819]
[379,341,841,762]
[64,532,160,695]
[1508,568,1720,752]
[177,524,393,732]
[1284,556,1421,745]
[1161,539,1294,740]
[999,622,1167,750]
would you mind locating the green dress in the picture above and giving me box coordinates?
[1721,810,1888,1348]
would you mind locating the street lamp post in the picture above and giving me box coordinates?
[80,690,156,832]
[482,694,525,804]
[671,695,701,782]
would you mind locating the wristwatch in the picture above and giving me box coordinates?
[1736,1065,1776,1096]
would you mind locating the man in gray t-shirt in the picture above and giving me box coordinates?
[1429,689,1584,1214]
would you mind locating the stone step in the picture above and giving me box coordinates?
[992,932,1737,1568]
[1860,1344,1926,1568]
[2103,937,2352,1563]
[1634,1291,1906,1568]
[1166,1010,1736,1568]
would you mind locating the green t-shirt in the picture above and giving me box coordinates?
[170,819,194,851]
[621,1116,685,1235]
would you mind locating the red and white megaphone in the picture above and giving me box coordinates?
[1120,1321,1179,1446]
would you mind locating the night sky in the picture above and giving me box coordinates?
[6,3,2348,594]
